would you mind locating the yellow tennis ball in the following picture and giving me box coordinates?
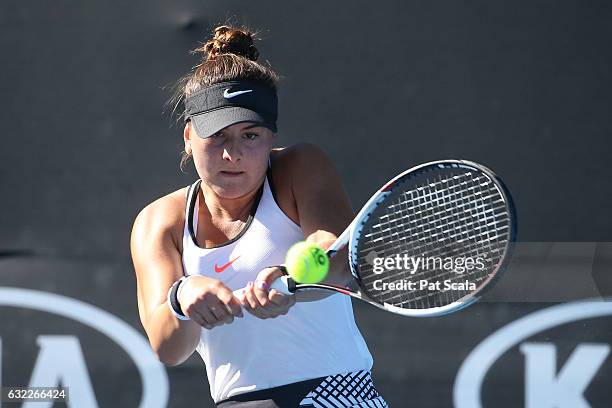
[285,241,329,284]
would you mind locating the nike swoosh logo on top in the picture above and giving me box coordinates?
[223,89,253,99]
[214,256,241,273]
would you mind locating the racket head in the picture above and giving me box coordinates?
[348,160,516,317]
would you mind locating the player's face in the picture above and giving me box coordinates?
[188,121,275,199]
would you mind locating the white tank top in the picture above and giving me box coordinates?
[181,170,373,403]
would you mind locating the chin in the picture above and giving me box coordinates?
[217,190,246,199]
[210,182,251,199]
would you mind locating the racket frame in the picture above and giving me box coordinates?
[284,159,517,317]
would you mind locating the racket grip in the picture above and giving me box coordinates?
[231,275,295,297]
[270,275,294,295]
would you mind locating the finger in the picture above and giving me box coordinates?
[265,303,286,316]
[253,280,271,308]
[240,297,257,317]
[187,311,208,328]
[269,289,291,306]
[188,308,214,330]
[236,288,249,307]
[217,288,244,318]
[242,304,268,319]
[208,301,234,325]
[249,291,286,317]
[269,293,295,315]
[244,282,259,309]
[244,282,271,319]
[267,299,291,316]
[270,290,295,314]
[259,267,286,287]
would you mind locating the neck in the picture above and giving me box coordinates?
[199,180,263,223]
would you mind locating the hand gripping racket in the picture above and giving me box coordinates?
[236,160,516,317]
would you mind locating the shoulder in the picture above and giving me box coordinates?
[267,144,338,226]
[270,144,353,241]
[270,143,334,176]
[131,186,189,252]
[271,142,331,164]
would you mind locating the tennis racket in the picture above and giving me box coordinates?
[236,159,516,317]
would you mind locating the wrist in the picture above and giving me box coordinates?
[177,275,197,307]
[167,276,190,321]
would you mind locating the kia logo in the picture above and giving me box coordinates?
[0,288,169,407]
[454,300,612,408]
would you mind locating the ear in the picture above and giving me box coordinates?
[183,122,192,153]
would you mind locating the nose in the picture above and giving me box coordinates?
[222,137,242,162]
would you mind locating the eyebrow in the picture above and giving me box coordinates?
[214,123,264,136]
[241,123,264,130]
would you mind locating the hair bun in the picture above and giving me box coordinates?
[199,25,259,62]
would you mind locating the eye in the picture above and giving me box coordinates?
[207,131,226,143]
[244,132,259,141]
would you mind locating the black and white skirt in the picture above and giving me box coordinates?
[216,370,389,408]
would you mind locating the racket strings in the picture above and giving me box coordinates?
[400,177,506,307]
[362,175,510,250]
[368,178,505,240]
[366,201,508,243]
[364,219,509,259]
[385,175,492,211]
[391,191,504,307]
[382,177,501,223]
[356,169,511,309]
[393,235,506,305]
[400,180,491,307]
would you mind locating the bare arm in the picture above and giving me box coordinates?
[131,200,201,366]
[131,196,242,366]
[289,143,355,301]
[240,143,355,315]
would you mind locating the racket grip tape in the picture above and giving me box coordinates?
[270,275,296,294]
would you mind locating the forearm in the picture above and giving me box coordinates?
[144,301,202,366]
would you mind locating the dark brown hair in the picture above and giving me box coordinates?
[172,25,280,171]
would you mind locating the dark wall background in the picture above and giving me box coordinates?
[1,1,611,407]
[1,0,611,259]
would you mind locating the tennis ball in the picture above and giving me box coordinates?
[285,241,329,284]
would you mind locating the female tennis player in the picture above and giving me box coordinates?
[130,25,388,407]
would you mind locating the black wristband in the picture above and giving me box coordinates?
[167,277,189,320]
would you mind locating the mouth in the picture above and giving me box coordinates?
[220,171,244,176]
